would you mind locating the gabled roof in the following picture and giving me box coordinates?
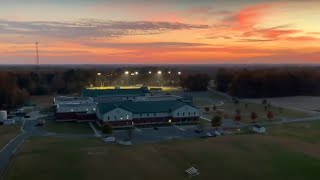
[82,88,147,97]
[97,100,198,114]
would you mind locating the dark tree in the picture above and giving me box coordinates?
[180,73,210,91]
[102,123,113,134]
[211,115,223,128]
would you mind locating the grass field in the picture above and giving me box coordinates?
[202,101,310,123]
[44,119,93,134]
[269,121,320,144]
[0,125,21,150]
[4,121,320,180]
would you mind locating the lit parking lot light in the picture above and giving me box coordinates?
[125,71,129,75]
[131,73,135,76]
[178,72,181,75]
[135,71,139,75]
[168,71,171,74]
[97,72,101,76]
[158,71,162,75]
[149,71,152,74]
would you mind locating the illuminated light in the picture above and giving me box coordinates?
[168,71,171,74]
[158,71,162,75]
[135,71,139,75]
[168,119,172,123]
[132,122,134,125]
[178,72,181,75]
[125,71,129,75]
[93,108,96,111]
[97,72,101,76]
[131,73,135,76]
[149,71,152,74]
[86,109,89,111]
[71,109,74,112]
[127,115,129,119]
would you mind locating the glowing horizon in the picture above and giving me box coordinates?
[0,0,320,64]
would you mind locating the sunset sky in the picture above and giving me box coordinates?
[0,0,320,64]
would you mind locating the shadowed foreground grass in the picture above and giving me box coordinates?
[4,133,320,180]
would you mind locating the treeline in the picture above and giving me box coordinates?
[180,73,210,91]
[0,70,96,108]
[0,72,29,108]
[215,68,320,98]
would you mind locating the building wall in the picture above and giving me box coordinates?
[56,103,96,113]
[56,112,96,121]
[102,108,133,121]
[132,112,171,119]
[172,105,200,118]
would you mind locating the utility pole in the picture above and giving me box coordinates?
[35,42,39,74]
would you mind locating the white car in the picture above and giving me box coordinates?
[206,132,212,137]
[104,137,116,142]
[213,131,221,136]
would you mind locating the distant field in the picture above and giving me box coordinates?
[30,95,54,108]
[245,96,320,114]
[5,123,320,180]
[44,119,93,134]
[200,101,310,123]
[0,125,20,150]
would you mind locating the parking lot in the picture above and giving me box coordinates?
[111,124,220,144]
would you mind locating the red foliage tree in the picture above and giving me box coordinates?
[235,114,242,122]
[251,112,258,123]
[267,111,274,121]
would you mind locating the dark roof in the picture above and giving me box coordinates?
[97,100,197,114]
[82,88,147,97]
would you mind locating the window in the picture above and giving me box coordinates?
[107,116,110,120]
[114,116,117,120]
[177,112,180,116]
[194,112,196,115]
[154,113,156,116]
[188,112,190,116]
[183,112,185,116]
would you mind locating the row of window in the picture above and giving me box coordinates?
[177,112,196,116]
[106,112,197,120]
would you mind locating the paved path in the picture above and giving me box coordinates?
[0,119,38,177]
[89,122,102,137]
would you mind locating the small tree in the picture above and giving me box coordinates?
[211,115,223,128]
[212,105,217,111]
[262,99,267,105]
[233,99,239,106]
[250,112,258,123]
[235,114,241,122]
[267,111,274,121]
[204,107,210,113]
[102,123,113,134]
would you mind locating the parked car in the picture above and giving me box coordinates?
[213,131,222,136]
[104,137,116,142]
[194,129,201,133]
[153,127,159,130]
[35,122,44,127]
[24,115,30,118]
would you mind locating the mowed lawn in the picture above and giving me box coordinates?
[0,125,21,149]
[212,101,309,123]
[44,119,93,134]
[269,121,320,144]
[5,131,320,180]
